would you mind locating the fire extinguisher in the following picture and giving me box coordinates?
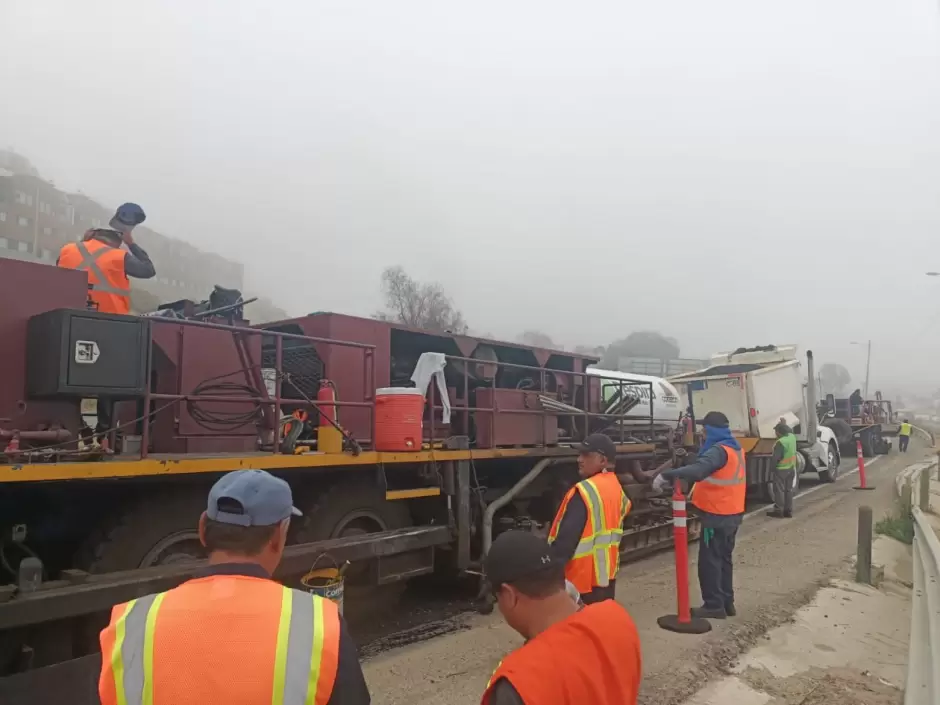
[317,379,338,427]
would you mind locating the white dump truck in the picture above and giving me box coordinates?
[669,345,841,501]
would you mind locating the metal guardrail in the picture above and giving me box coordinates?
[899,460,939,705]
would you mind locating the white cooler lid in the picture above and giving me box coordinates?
[376,387,425,396]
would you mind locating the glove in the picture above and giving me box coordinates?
[652,474,671,493]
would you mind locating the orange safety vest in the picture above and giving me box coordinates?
[690,443,746,516]
[58,239,131,314]
[547,472,631,595]
[99,574,340,705]
[480,600,642,705]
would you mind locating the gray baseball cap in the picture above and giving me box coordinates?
[206,469,302,527]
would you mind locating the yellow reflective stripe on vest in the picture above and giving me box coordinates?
[112,588,330,705]
[580,477,624,588]
[274,588,331,705]
[109,592,165,705]
[900,423,912,436]
[701,447,746,486]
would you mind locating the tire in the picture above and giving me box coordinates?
[817,441,840,483]
[293,478,413,546]
[860,432,875,458]
[76,489,209,573]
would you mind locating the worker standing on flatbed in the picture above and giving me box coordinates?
[98,469,371,705]
[547,434,632,605]
[654,411,745,620]
[899,419,912,452]
[58,203,154,315]
[481,531,642,705]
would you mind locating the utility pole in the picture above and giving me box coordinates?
[863,340,871,399]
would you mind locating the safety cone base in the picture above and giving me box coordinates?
[853,485,876,491]
[657,613,712,634]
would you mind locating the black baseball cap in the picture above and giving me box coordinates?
[485,531,564,588]
[580,433,617,462]
[699,411,730,429]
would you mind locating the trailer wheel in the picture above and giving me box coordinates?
[76,489,209,573]
[817,442,840,483]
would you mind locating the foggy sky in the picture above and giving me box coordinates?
[2,0,940,391]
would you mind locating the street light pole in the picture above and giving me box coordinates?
[863,340,871,399]
[850,340,872,398]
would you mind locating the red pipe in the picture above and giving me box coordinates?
[0,429,72,442]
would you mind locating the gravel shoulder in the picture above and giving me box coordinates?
[362,445,931,705]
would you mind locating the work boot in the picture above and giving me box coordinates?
[783,511,793,518]
[724,602,736,617]
[766,509,785,518]
[691,605,727,620]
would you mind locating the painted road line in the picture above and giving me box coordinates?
[742,455,883,521]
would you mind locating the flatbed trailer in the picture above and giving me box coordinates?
[0,256,700,703]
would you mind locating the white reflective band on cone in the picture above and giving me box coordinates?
[673,516,687,527]
[672,500,685,511]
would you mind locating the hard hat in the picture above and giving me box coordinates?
[109,202,146,231]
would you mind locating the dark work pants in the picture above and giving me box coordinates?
[698,526,738,611]
[899,435,909,452]
[773,469,795,514]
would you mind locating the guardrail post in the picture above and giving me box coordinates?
[856,505,873,585]
[920,467,931,513]
[901,483,913,517]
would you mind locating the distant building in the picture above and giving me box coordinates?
[0,149,245,308]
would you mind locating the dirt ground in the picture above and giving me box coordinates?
[742,665,902,705]
[361,444,929,705]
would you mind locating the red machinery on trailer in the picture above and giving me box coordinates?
[0,256,695,704]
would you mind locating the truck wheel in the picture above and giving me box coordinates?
[817,442,840,483]
[860,433,875,458]
[293,478,412,549]
[76,489,209,573]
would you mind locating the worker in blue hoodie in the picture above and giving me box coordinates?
[653,411,745,619]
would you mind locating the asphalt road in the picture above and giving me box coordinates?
[359,442,929,705]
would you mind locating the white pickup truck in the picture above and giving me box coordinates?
[669,346,841,501]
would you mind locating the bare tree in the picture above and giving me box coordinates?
[600,331,680,368]
[518,330,556,349]
[376,266,468,334]
[819,363,852,395]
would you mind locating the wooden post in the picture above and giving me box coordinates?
[856,505,873,585]
[920,468,931,513]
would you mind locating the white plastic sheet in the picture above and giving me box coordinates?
[410,352,451,424]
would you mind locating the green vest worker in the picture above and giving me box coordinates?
[767,422,797,519]
[899,420,912,453]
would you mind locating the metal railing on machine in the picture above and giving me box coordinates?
[423,354,658,447]
[139,316,376,457]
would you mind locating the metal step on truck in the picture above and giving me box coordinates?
[669,345,841,502]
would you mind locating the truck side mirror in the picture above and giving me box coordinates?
[825,393,835,411]
[817,430,822,438]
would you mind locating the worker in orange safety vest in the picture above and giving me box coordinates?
[98,469,371,705]
[57,203,154,315]
[654,410,746,620]
[481,530,642,705]
[547,433,631,604]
